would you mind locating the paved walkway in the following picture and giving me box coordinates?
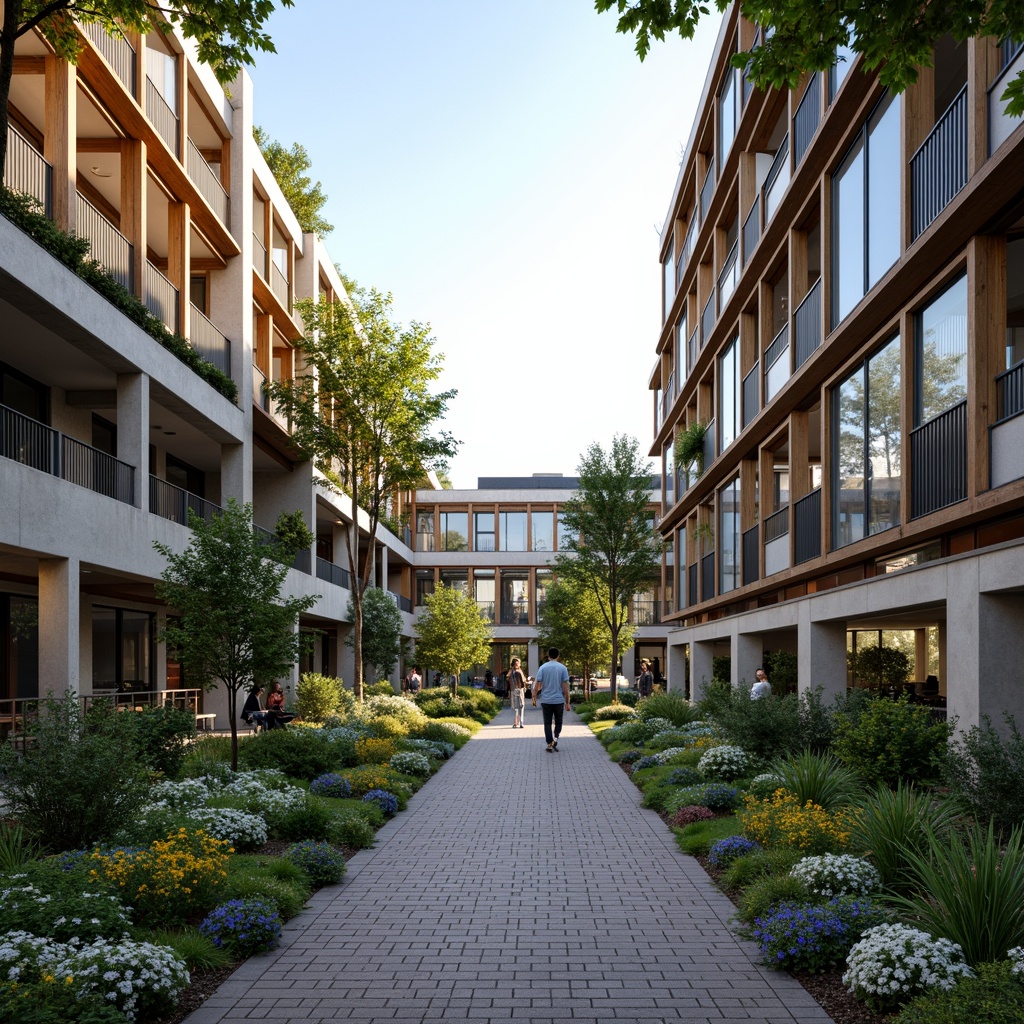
[185,707,833,1024]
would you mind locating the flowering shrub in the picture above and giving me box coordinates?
[147,777,211,810]
[390,752,432,777]
[592,704,638,721]
[402,738,454,760]
[1010,946,1024,977]
[653,746,690,765]
[650,731,698,750]
[89,828,230,926]
[790,854,881,900]
[843,923,974,1010]
[329,812,376,850]
[363,789,399,817]
[0,882,131,943]
[617,748,646,764]
[0,929,63,982]
[354,737,397,765]
[342,765,403,798]
[185,808,268,851]
[199,898,282,958]
[700,784,742,812]
[284,841,347,886]
[741,791,857,854]
[666,767,703,786]
[698,744,756,780]
[755,898,885,974]
[632,755,661,771]
[362,694,428,728]
[669,805,717,829]
[309,773,353,799]
[748,773,783,799]
[708,835,762,868]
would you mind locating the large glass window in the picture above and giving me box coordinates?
[415,511,435,552]
[1,595,39,700]
[719,476,741,594]
[833,335,902,547]
[663,441,675,509]
[916,275,967,425]
[439,570,468,597]
[531,510,553,551]
[473,571,495,622]
[718,336,740,452]
[439,511,468,552]
[832,91,901,327]
[500,572,529,625]
[663,241,675,321]
[556,512,575,550]
[499,511,527,551]
[719,67,738,164]
[473,511,495,552]
[92,607,154,693]
[535,570,553,621]
[415,570,435,606]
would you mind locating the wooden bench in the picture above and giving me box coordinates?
[195,713,217,731]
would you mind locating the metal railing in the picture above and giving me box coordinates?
[989,41,1024,155]
[742,524,759,586]
[996,362,1024,422]
[271,260,289,309]
[1001,37,1024,73]
[764,323,790,401]
[4,125,52,217]
[631,598,660,625]
[701,292,715,347]
[911,84,967,240]
[742,196,759,266]
[189,304,231,376]
[316,556,352,590]
[681,215,697,273]
[393,592,413,613]
[701,552,715,601]
[700,158,715,221]
[1,402,135,504]
[252,363,270,412]
[763,505,790,543]
[149,475,221,526]
[742,361,760,428]
[793,277,822,370]
[793,487,822,564]
[145,76,180,157]
[703,418,716,469]
[688,562,698,607]
[793,74,821,166]
[186,139,229,225]
[661,372,675,421]
[717,242,739,309]
[252,233,268,278]
[763,134,790,222]
[910,399,967,518]
[76,192,133,293]
[145,261,179,334]
[687,326,699,374]
[81,21,136,95]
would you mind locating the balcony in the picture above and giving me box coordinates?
[717,242,739,310]
[76,193,133,293]
[701,292,715,347]
[700,158,715,222]
[793,277,823,370]
[764,324,790,402]
[911,85,967,240]
[992,362,1024,487]
[631,597,660,625]
[763,506,790,576]
[687,325,698,375]
[149,475,220,525]
[793,487,822,564]
[252,233,268,278]
[793,75,821,166]
[145,261,179,334]
[680,216,697,281]
[742,196,759,266]
[4,126,52,217]
[145,76,180,158]
[989,40,1024,155]
[1,402,135,504]
[186,139,229,226]
[81,21,136,95]
[742,361,760,428]
[742,523,759,586]
[687,562,698,607]
[700,551,715,601]
[271,259,290,310]
[252,364,270,412]
[253,522,310,573]
[189,305,231,376]
[742,29,761,106]
[316,556,352,590]
[910,400,967,518]
[763,135,790,222]
[661,372,675,422]
[703,418,716,469]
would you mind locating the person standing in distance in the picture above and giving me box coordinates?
[508,657,527,729]
[750,667,771,699]
[532,647,570,752]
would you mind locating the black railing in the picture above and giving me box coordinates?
[742,196,759,266]
[910,400,967,518]
[701,292,715,347]
[687,326,699,373]
[793,74,822,166]
[150,475,220,525]
[189,305,231,376]
[1,403,134,504]
[631,598,660,625]
[316,556,352,590]
[793,487,822,564]
[703,419,716,469]
[701,552,715,601]
[910,85,967,240]
[4,125,52,217]
[717,242,739,309]
[700,158,715,221]
[145,76,180,157]
[764,323,790,401]
[82,21,136,95]
[996,362,1024,422]
[763,505,790,543]
[77,193,134,293]
[762,134,790,221]
[1001,37,1024,74]
[742,361,760,428]
[688,563,698,607]
[742,524,759,586]
[252,234,268,278]
[794,277,823,369]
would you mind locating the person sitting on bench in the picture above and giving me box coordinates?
[265,681,295,728]
[241,685,269,731]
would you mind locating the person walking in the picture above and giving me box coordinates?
[531,646,570,752]
[403,665,422,696]
[507,657,527,728]
[750,667,771,699]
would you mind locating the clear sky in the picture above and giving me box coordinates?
[249,1,723,489]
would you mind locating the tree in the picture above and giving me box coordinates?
[346,586,403,683]
[553,435,660,702]
[537,576,627,699]
[0,0,292,182]
[253,126,333,236]
[852,643,912,690]
[270,289,458,700]
[413,584,492,698]
[595,0,1024,115]
[154,498,318,770]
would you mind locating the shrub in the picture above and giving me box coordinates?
[738,873,811,925]
[0,970,126,1024]
[722,846,803,890]
[893,960,1024,1024]
[355,737,397,764]
[342,764,401,798]
[142,926,232,972]
[617,689,641,707]
[708,835,762,867]
[184,807,268,850]
[697,683,803,760]
[741,791,858,854]
[747,773,783,799]
[390,751,432,777]
[843,924,974,1011]
[310,772,353,798]
[296,672,354,723]
[199,898,282,957]
[699,784,742,812]
[269,793,336,841]
[754,898,885,973]
[363,789,399,817]
[637,691,700,727]
[592,704,638,721]
[329,812,376,850]
[284,840,347,886]
[669,805,716,829]
[617,748,646,764]
[768,749,863,809]
[832,695,952,788]
[221,873,307,919]
[417,721,472,747]
[666,766,704,786]
[123,704,197,778]
[0,879,131,943]
[633,755,660,771]
[697,744,756,780]
[237,728,342,779]
[789,854,881,899]
[674,815,742,856]
[363,680,397,697]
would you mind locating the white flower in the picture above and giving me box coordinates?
[697,744,755,780]
[790,854,882,899]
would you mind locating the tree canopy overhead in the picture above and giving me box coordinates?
[595,0,1024,114]
[253,126,334,236]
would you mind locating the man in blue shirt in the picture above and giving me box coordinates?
[531,646,570,752]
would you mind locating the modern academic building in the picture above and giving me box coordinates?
[651,5,1024,728]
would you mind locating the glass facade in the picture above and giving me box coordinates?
[916,274,968,425]
[1,595,39,700]
[718,336,740,452]
[439,570,468,596]
[719,476,741,594]
[415,511,434,552]
[499,511,527,551]
[531,510,553,551]
[718,67,738,165]
[473,511,495,552]
[415,570,435,606]
[500,572,529,625]
[557,512,574,550]
[663,241,675,321]
[473,570,495,622]
[535,569,553,621]
[439,511,468,552]
[92,607,154,692]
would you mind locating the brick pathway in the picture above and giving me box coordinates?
[184,707,833,1024]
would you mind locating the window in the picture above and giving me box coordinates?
[719,476,741,594]
[663,441,675,509]
[531,510,553,551]
[92,607,154,693]
[473,511,495,552]
[415,570,435,606]
[1,594,38,701]
[916,275,967,425]
[1,362,48,423]
[439,511,468,551]
[831,91,900,327]
[829,41,856,98]
[499,511,527,551]
[663,241,675,321]
[556,512,575,550]
[535,570,553,621]
[718,336,740,452]
[501,572,529,625]
[415,511,435,552]
[718,66,738,164]
[439,570,467,596]
[833,335,902,547]
[473,570,494,622]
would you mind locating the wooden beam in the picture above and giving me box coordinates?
[121,138,146,301]
[44,56,77,233]
[13,56,45,74]
[77,138,123,153]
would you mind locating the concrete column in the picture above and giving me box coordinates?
[667,640,688,698]
[380,544,389,592]
[977,592,1024,731]
[527,642,540,679]
[117,372,149,511]
[945,559,979,730]
[38,556,80,695]
[691,638,715,697]
[733,630,763,691]
[798,606,847,702]
[220,442,251,505]
[621,647,636,684]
